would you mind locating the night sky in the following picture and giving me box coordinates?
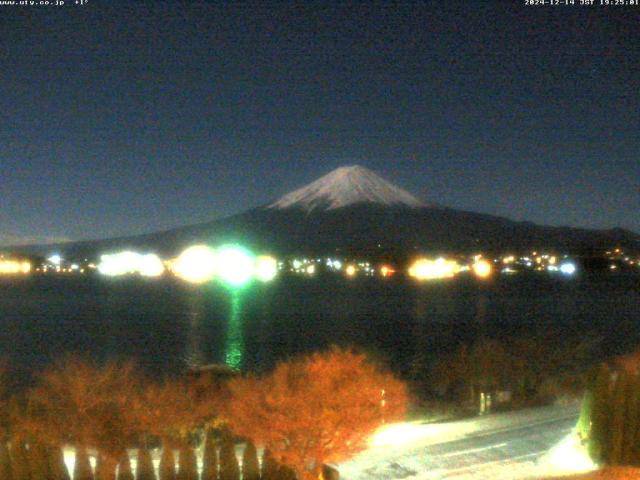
[1,1,639,244]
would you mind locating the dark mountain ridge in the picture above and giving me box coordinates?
[9,203,639,261]
[6,166,639,260]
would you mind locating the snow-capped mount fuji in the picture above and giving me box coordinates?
[268,165,426,211]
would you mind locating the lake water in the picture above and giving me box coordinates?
[0,272,639,383]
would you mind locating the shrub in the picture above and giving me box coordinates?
[128,378,218,450]
[608,372,631,465]
[158,445,175,480]
[224,346,408,479]
[10,440,31,480]
[116,451,134,480]
[277,464,297,480]
[589,364,613,463]
[176,445,197,480]
[26,357,139,479]
[0,442,13,480]
[241,440,259,480]
[218,437,239,480]
[201,431,218,480]
[260,448,279,480]
[584,364,640,466]
[74,445,94,480]
[47,445,70,480]
[29,442,51,480]
[136,447,155,480]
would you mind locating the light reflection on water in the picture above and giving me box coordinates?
[182,288,246,370]
[0,273,639,379]
[184,303,206,369]
[224,292,244,369]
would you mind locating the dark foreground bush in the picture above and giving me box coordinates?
[74,446,94,480]
[159,446,175,480]
[177,445,197,480]
[117,451,134,480]
[0,442,12,480]
[201,432,218,480]
[136,447,155,480]
[218,438,239,480]
[241,440,259,480]
[48,445,71,480]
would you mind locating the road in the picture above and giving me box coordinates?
[339,404,582,480]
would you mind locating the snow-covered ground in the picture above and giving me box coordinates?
[338,403,597,480]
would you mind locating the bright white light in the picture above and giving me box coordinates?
[542,432,596,475]
[559,262,576,275]
[48,254,62,266]
[305,264,316,275]
[216,245,255,286]
[98,251,142,277]
[255,255,277,282]
[292,259,302,270]
[138,254,165,277]
[369,422,454,448]
[63,448,75,478]
[172,245,217,284]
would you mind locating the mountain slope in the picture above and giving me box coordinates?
[9,166,640,259]
[268,165,426,211]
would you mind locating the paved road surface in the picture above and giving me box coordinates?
[340,404,580,480]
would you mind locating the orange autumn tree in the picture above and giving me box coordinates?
[127,375,219,446]
[125,377,217,480]
[24,356,140,480]
[224,346,408,480]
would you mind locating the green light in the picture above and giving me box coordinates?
[216,245,255,287]
[224,292,244,369]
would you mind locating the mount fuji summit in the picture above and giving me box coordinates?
[268,165,426,211]
[20,165,639,259]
